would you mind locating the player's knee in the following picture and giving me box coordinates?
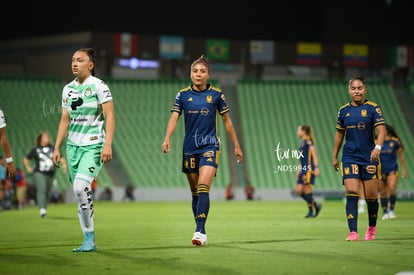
[73,179,91,198]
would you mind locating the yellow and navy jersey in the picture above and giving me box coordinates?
[380,137,402,173]
[298,137,315,172]
[171,84,229,154]
[336,99,385,164]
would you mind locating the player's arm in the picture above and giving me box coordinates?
[23,155,33,174]
[371,124,385,162]
[0,126,16,178]
[221,112,243,163]
[102,100,115,164]
[310,143,320,176]
[397,147,407,178]
[162,111,180,153]
[332,129,345,171]
[52,107,70,166]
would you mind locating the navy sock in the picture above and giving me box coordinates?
[301,193,314,214]
[195,184,210,234]
[346,193,359,232]
[389,194,396,211]
[366,198,378,227]
[191,187,198,221]
[380,196,388,213]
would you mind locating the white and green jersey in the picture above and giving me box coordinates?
[0,108,6,128]
[62,76,113,146]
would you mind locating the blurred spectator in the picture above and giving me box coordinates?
[24,131,67,217]
[245,181,255,200]
[11,167,28,210]
[123,184,135,201]
[91,177,98,200]
[99,187,113,201]
[49,179,64,203]
[225,183,234,200]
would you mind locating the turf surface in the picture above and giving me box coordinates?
[0,200,413,274]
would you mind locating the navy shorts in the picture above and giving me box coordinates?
[297,171,315,185]
[340,161,381,182]
[182,150,220,173]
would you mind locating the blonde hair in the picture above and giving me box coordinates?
[299,124,315,143]
[191,54,209,70]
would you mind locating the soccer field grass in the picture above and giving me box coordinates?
[1,200,413,275]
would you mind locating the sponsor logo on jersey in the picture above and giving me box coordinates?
[366,165,377,174]
[203,151,215,157]
[357,122,366,130]
[200,108,209,116]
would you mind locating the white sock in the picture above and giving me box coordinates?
[73,175,94,234]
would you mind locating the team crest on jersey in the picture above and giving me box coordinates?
[344,167,350,175]
[84,88,92,97]
[361,109,367,117]
[206,95,212,103]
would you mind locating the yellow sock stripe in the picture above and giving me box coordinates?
[197,184,210,194]
[365,197,378,202]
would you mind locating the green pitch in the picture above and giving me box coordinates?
[0,200,413,274]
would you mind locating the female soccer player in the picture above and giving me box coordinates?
[52,48,115,252]
[379,124,407,220]
[332,75,386,241]
[24,131,67,217]
[0,108,16,179]
[162,55,243,246]
[295,124,322,218]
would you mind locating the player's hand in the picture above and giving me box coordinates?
[235,147,243,164]
[52,150,61,167]
[162,141,171,153]
[6,163,16,179]
[101,143,112,164]
[333,158,339,171]
[370,148,380,162]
